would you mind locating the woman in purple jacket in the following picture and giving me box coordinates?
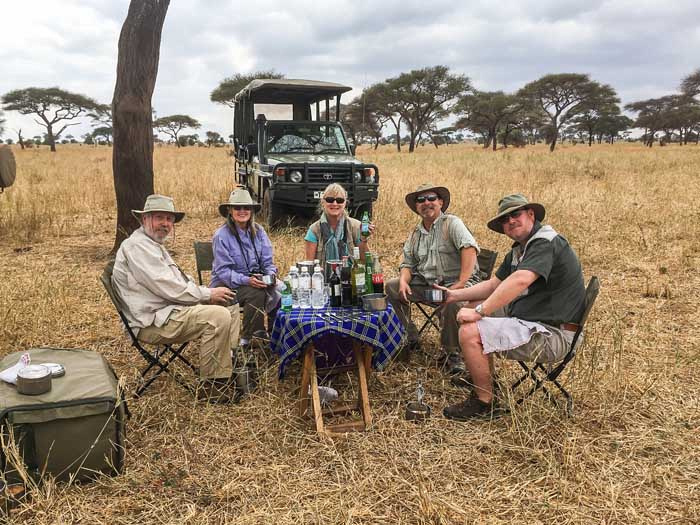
[211,188,279,348]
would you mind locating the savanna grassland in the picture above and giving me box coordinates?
[0,142,698,524]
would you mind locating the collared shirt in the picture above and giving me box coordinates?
[399,212,480,284]
[112,227,211,333]
[494,222,586,325]
[210,222,277,288]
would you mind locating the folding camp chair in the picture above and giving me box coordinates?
[193,240,214,286]
[414,248,499,337]
[509,276,600,416]
[100,260,198,397]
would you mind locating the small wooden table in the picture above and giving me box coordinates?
[271,305,405,437]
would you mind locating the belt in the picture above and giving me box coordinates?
[560,322,580,332]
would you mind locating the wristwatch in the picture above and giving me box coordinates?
[475,304,487,317]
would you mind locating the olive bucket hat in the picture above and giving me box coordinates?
[218,187,261,217]
[487,193,545,234]
[405,183,451,214]
[132,194,185,223]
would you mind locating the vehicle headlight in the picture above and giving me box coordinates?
[289,170,303,183]
[363,167,376,184]
[354,171,362,183]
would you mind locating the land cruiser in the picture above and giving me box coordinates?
[232,79,379,227]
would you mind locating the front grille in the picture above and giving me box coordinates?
[305,165,353,183]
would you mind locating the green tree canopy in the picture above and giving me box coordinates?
[455,91,525,150]
[210,70,285,107]
[153,114,200,147]
[681,68,700,98]
[385,66,470,152]
[205,130,221,146]
[518,73,618,151]
[1,87,101,152]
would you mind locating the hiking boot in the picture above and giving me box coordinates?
[445,350,466,375]
[443,393,497,421]
[197,378,238,404]
[450,372,473,389]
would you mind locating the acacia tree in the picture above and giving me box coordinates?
[205,131,221,146]
[210,70,285,107]
[364,82,403,151]
[386,66,470,152]
[0,109,5,138]
[153,114,200,147]
[681,68,700,98]
[518,73,618,151]
[625,96,676,147]
[111,0,170,252]
[455,91,524,150]
[1,87,100,152]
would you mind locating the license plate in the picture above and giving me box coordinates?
[313,191,322,199]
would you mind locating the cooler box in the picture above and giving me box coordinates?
[0,348,126,483]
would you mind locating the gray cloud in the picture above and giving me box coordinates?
[1,0,699,141]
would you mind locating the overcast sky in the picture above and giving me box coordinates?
[1,0,699,141]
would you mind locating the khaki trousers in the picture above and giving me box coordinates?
[385,277,462,352]
[138,305,240,379]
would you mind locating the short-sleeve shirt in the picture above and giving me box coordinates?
[495,223,585,326]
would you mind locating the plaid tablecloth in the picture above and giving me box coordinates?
[271,304,406,378]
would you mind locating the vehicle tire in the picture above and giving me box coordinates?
[352,202,372,220]
[262,188,285,229]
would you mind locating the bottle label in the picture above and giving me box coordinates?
[355,273,365,286]
[333,284,341,295]
[372,273,384,284]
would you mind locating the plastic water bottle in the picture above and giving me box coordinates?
[311,265,325,309]
[289,265,300,308]
[298,266,311,308]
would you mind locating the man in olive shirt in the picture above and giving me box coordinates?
[441,194,585,420]
[385,183,480,367]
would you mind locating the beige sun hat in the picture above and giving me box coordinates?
[218,187,261,217]
[132,194,185,223]
[487,193,545,234]
[405,183,450,214]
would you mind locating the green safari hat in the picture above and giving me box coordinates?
[487,193,545,234]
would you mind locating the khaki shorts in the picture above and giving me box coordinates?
[490,306,576,364]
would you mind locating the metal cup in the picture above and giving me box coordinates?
[262,274,276,286]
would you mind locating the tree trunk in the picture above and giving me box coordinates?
[549,135,557,152]
[111,0,170,254]
[47,125,56,152]
[17,130,25,150]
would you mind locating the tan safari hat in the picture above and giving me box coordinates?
[218,187,261,217]
[405,183,450,214]
[132,194,185,223]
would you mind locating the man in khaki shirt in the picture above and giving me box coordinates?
[385,183,480,368]
[112,195,241,403]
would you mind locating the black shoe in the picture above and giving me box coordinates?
[252,330,271,343]
[443,393,497,421]
[445,350,466,375]
[450,372,472,388]
[197,378,238,404]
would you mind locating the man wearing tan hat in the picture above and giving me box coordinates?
[440,194,586,420]
[112,194,241,403]
[386,183,481,366]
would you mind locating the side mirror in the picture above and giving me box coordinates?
[349,144,356,156]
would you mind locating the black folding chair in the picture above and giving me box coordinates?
[100,260,198,397]
[415,248,499,337]
[509,276,600,416]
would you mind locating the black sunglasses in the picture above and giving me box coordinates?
[498,208,527,224]
[415,194,440,204]
[324,197,346,204]
[232,205,252,211]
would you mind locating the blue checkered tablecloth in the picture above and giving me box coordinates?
[271,304,406,378]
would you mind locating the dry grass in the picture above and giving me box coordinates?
[1,142,699,524]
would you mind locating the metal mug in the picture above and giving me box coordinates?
[423,288,445,303]
[262,274,276,286]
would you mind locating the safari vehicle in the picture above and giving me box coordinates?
[232,79,379,226]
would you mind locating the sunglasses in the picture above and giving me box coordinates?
[324,197,346,204]
[415,194,440,204]
[498,208,527,224]
[232,206,252,211]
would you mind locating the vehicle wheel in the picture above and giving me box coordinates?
[262,189,285,228]
[352,202,373,220]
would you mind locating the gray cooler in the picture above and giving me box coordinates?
[0,348,126,483]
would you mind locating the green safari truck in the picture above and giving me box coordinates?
[232,79,379,227]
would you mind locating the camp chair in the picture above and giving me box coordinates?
[100,260,198,397]
[415,248,499,337]
[508,276,600,415]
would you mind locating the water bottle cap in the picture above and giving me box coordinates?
[290,265,297,271]
[314,265,322,272]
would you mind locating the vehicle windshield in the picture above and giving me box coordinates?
[266,123,349,154]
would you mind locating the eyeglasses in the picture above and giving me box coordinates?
[232,206,252,211]
[498,208,526,224]
[415,194,439,204]
[324,197,346,204]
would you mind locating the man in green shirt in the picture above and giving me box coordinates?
[440,194,586,421]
